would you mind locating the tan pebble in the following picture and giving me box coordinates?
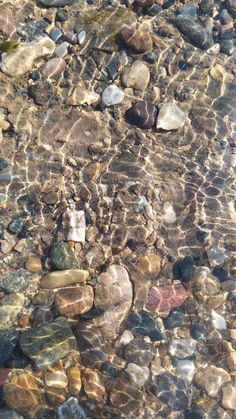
[67,366,82,395]
[138,252,161,276]
[210,64,233,83]
[222,382,236,410]
[82,368,105,401]
[40,269,89,289]
[25,256,42,273]
[194,366,230,397]
[44,370,68,389]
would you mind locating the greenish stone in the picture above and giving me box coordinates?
[0,408,24,419]
[189,324,207,341]
[164,310,185,328]
[19,317,77,370]
[8,218,24,234]
[145,52,157,64]
[0,329,19,364]
[0,158,8,170]
[0,41,19,53]
[50,242,80,270]
[0,269,31,293]
[30,70,41,81]
[0,293,25,331]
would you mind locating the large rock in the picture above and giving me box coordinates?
[147,284,188,312]
[40,269,89,289]
[19,317,77,369]
[0,269,31,293]
[194,366,230,397]
[119,26,152,53]
[0,37,55,77]
[156,102,186,131]
[0,294,25,330]
[122,60,150,91]
[175,15,214,50]
[54,286,94,316]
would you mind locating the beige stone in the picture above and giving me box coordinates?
[210,64,233,83]
[25,256,42,273]
[138,252,161,276]
[194,366,230,397]
[44,370,68,389]
[67,366,82,395]
[222,382,236,410]
[40,269,89,289]
[122,60,150,91]
[66,82,100,106]
[82,368,105,401]
[156,102,186,131]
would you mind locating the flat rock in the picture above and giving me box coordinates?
[54,285,94,316]
[176,359,195,382]
[41,57,66,78]
[137,252,161,277]
[175,15,214,50]
[66,83,100,106]
[74,322,107,369]
[19,317,77,369]
[147,284,188,312]
[3,371,44,417]
[122,60,150,91]
[156,102,186,131]
[39,0,74,6]
[0,293,25,330]
[63,209,86,242]
[222,382,236,410]
[0,37,55,77]
[25,256,42,273]
[0,269,31,293]
[82,368,106,401]
[102,84,124,107]
[40,269,89,289]
[194,366,230,397]
[57,397,86,419]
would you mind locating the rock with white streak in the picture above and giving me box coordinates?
[41,57,66,78]
[63,209,86,242]
[176,359,195,382]
[156,102,186,131]
[0,37,55,77]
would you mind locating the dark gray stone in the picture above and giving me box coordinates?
[176,3,198,18]
[57,397,86,419]
[175,15,214,50]
[0,409,24,419]
[0,330,19,364]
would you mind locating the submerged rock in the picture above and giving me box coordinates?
[125,363,150,386]
[102,84,124,107]
[40,269,89,289]
[81,368,106,401]
[147,284,188,312]
[169,339,197,359]
[222,382,236,410]
[126,101,157,129]
[194,366,230,397]
[175,15,214,50]
[0,37,55,77]
[39,0,74,6]
[66,83,99,106]
[119,26,153,53]
[41,57,66,78]
[50,242,80,270]
[156,102,186,131]
[0,294,25,331]
[0,269,31,293]
[63,209,86,242]
[126,310,163,341]
[122,60,150,91]
[19,317,77,369]
[54,285,94,316]
[110,378,144,414]
[66,366,82,395]
[0,330,19,364]
[57,397,86,419]
[74,322,107,368]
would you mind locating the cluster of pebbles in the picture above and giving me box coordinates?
[0,0,236,418]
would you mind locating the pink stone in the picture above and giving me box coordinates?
[147,284,188,312]
[41,58,66,78]
[63,31,77,45]
[0,14,15,37]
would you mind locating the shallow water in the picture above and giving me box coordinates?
[0,0,236,418]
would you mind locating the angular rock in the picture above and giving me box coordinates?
[3,371,44,416]
[66,366,82,395]
[125,363,149,386]
[176,359,195,382]
[19,317,77,369]
[0,293,25,331]
[0,269,31,293]
[50,242,80,270]
[82,368,106,401]
[0,37,55,77]
[119,26,153,53]
[126,310,163,341]
[94,265,133,338]
[222,382,236,410]
[156,102,186,131]
[110,378,143,414]
[40,269,89,289]
[25,256,42,273]
[63,209,86,242]
[0,330,19,364]
[126,101,157,129]
[147,284,188,312]
[194,366,230,397]
[57,397,86,419]
[54,286,94,316]
[0,14,15,37]
[44,370,68,388]
[175,15,214,50]
[122,60,150,91]
[102,84,124,107]
[169,339,197,359]
[66,83,100,106]
[41,57,66,78]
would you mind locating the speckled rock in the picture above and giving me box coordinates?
[19,317,77,369]
[194,366,230,397]
[54,286,94,316]
[0,269,31,293]
[0,37,55,77]
[126,310,163,341]
[102,84,124,107]
[110,378,144,414]
[0,293,25,330]
[40,269,89,289]
[44,370,68,388]
[147,284,188,312]
[122,338,155,366]
[3,371,44,416]
[119,26,153,53]
[82,368,106,401]
[156,102,186,131]
[169,339,197,359]
[66,366,82,395]
[122,60,150,91]
[125,363,150,386]
[94,265,132,338]
[41,58,66,78]
[126,101,157,129]
[222,382,236,410]
[0,330,19,364]
[57,397,86,419]
[175,15,214,50]
[74,322,107,368]
[50,242,80,270]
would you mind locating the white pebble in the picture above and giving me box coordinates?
[102,84,124,107]
[176,359,195,382]
[212,310,227,330]
[77,30,86,45]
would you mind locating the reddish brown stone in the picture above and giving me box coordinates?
[146,284,188,312]
[55,286,94,316]
[0,14,15,37]
[119,27,153,53]
[41,58,66,78]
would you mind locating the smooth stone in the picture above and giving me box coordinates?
[57,9,69,21]
[77,31,86,45]
[122,338,155,366]
[163,0,175,9]
[8,218,24,234]
[175,15,214,50]
[55,286,94,316]
[0,37,55,77]
[164,310,185,328]
[39,0,74,6]
[100,362,120,378]
[212,310,227,330]
[126,310,163,341]
[192,267,220,300]
[66,84,100,106]
[102,84,124,107]
[19,317,77,369]
[54,42,69,58]
[25,256,42,273]
[82,368,106,401]
[44,370,68,388]
[126,101,157,129]
[57,397,86,419]
[0,14,15,37]
[0,158,8,170]
[145,51,157,63]
[137,252,161,277]
[212,265,230,282]
[110,378,143,414]
[199,0,214,14]
[149,372,190,411]
[32,290,54,306]
[32,307,54,327]
[41,57,66,78]
[169,339,197,359]
[40,269,89,289]
[147,284,188,312]
[147,4,162,15]
[194,366,230,397]
[0,330,19,364]
[163,202,177,224]
[0,293,25,330]
[3,371,44,416]
[176,3,198,18]
[66,366,82,395]
[63,209,86,242]
[176,359,195,382]
[50,242,80,270]
[125,363,149,386]
[190,324,207,341]
[0,408,24,419]
[156,102,186,131]
[222,382,236,410]
[173,255,195,282]
[119,26,153,53]
[0,269,31,293]
[122,60,150,91]
[45,387,67,407]
[63,31,77,45]
[74,322,107,369]
[50,28,62,42]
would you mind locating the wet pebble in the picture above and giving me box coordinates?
[0,14,15,37]
[135,0,155,6]
[0,330,19,364]
[126,101,157,129]
[125,363,149,386]
[122,338,155,366]
[176,359,195,382]
[50,242,80,270]
[102,84,124,107]
[176,3,198,18]
[147,284,188,312]
[66,366,82,395]
[40,269,88,289]
[126,310,163,341]
[164,309,185,328]
[32,307,54,327]
[41,58,66,78]
[25,256,42,273]
[39,0,74,6]
[189,324,207,341]
[222,382,236,410]
[74,322,107,368]
[194,366,230,397]
[119,26,153,53]
[8,218,24,234]
[199,0,214,14]
[173,255,195,282]
[55,285,94,316]
[169,338,197,359]
[0,269,31,293]
[122,60,150,91]
[82,368,105,401]
[28,81,54,105]
[110,378,143,414]
[63,31,77,45]
[56,9,69,22]
[0,293,25,330]
[175,15,214,50]
[50,28,62,42]
[77,31,86,45]
[57,397,86,419]
[145,51,157,63]
[156,102,186,131]
[54,42,69,58]
[66,82,100,106]
[227,0,236,17]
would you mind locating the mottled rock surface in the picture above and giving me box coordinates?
[147,284,188,312]
[40,269,89,289]
[55,285,94,316]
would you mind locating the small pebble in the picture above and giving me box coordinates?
[145,51,157,63]
[102,84,124,107]
[54,42,69,58]
[50,27,62,42]
[77,30,86,45]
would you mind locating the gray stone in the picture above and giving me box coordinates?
[176,3,198,18]
[0,330,19,364]
[0,269,31,293]
[57,397,86,419]
[156,102,186,131]
[169,339,197,359]
[19,317,77,369]
[0,409,24,419]
[227,0,236,17]
[175,15,214,50]
[50,242,80,270]
[102,85,124,107]
[122,60,150,91]
[0,293,25,331]
[39,0,74,7]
